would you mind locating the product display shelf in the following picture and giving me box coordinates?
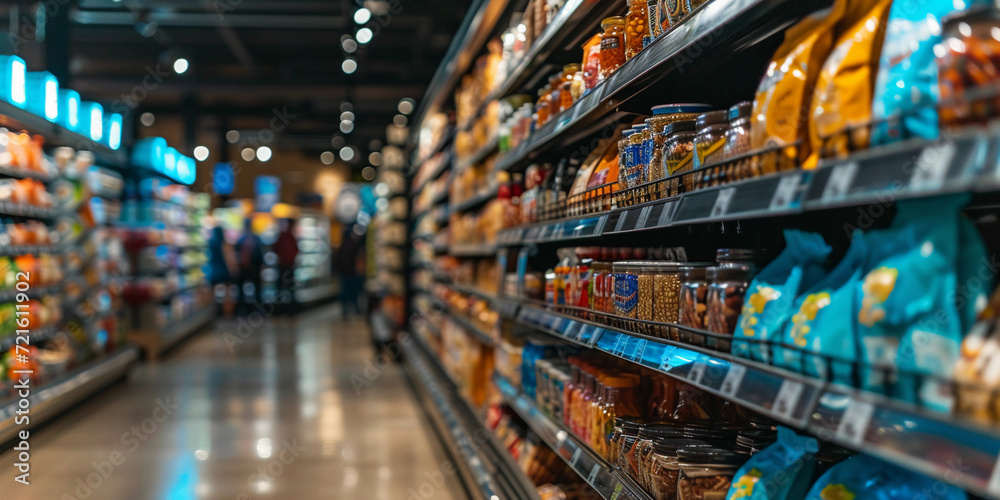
[494,374,654,500]
[454,134,499,173]
[403,329,542,500]
[0,244,55,257]
[0,202,58,220]
[493,0,828,174]
[449,284,499,304]
[410,128,456,177]
[0,100,127,168]
[0,323,60,352]
[412,150,453,194]
[502,299,1000,499]
[450,243,498,258]
[496,130,1000,247]
[0,346,139,444]
[0,164,55,183]
[443,304,496,347]
[450,185,499,217]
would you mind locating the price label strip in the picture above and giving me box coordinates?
[586,464,601,484]
[821,161,859,203]
[687,359,708,384]
[835,398,875,447]
[711,187,737,218]
[721,364,747,397]
[772,379,805,420]
[769,173,801,211]
[630,339,648,363]
[571,447,582,466]
[909,142,957,191]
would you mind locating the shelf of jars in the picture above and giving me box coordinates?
[496,296,1000,499]
[454,135,499,173]
[450,243,499,258]
[494,373,654,500]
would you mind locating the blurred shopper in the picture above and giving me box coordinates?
[334,224,366,318]
[208,226,239,315]
[236,218,264,314]
[273,218,300,315]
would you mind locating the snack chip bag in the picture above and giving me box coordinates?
[727,427,818,500]
[805,453,967,500]
[733,230,831,362]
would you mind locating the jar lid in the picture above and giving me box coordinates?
[563,63,581,73]
[602,16,626,27]
[652,104,714,115]
[622,129,638,138]
[652,438,713,456]
[638,424,685,440]
[716,248,757,262]
[728,101,753,121]
[676,447,745,466]
[662,120,697,137]
[695,110,728,129]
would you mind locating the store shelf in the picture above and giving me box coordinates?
[503,300,1000,499]
[450,243,498,258]
[0,346,139,443]
[402,328,540,500]
[0,100,128,167]
[450,185,498,216]
[454,134,499,172]
[495,374,653,500]
[0,244,57,257]
[160,306,214,351]
[444,305,495,347]
[0,165,56,183]
[449,284,498,304]
[410,128,455,176]
[0,202,57,220]
[0,324,61,352]
[412,150,453,194]
[494,0,826,174]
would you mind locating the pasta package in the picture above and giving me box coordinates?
[807,0,892,165]
[751,0,845,166]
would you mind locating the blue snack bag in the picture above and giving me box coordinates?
[733,230,831,362]
[726,426,818,500]
[872,0,982,144]
[805,453,967,500]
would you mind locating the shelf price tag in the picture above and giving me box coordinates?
[587,328,604,348]
[772,380,804,419]
[821,161,859,202]
[637,206,652,228]
[630,339,648,363]
[657,346,678,372]
[571,447,582,466]
[711,187,737,218]
[835,398,875,447]
[721,364,747,397]
[586,464,601,484]
[909,142,956,191]
[615,210,628,232]
[769,173,801,211]
[687,358,707,384]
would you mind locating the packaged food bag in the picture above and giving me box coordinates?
[871,0,984,144]
[733,230,831,362]
[752,0,845,165]
[807,0,893,164]
[954,287,1000,423]
[726,426,818,500]
[776,231,869,384]
[805,454,967,500]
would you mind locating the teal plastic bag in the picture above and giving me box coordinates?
[776,231,869,384]
[872,0,982,144]
[726,426,818,500]
[805,453,967,500]
[733,230,831,362]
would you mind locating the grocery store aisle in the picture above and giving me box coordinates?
[1,307,467,500]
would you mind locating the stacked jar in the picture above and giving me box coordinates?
[558,64,580,114]
[627,124,649,197]
[617,128,638,193]
[614,262,639,328]
[692,110,730,191]
[678,264,710,344]
[632,425,685,491]
[647,104,712,200]
[705,249,756,352]
[600,17,626,81]
[612,417,646,472]
[676,448,743,500]
[663,120,698,197]
[625,0,649,60]
[592,374,641,458]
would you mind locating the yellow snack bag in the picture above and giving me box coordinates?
[751,0,846,167]
[807,0,893,166]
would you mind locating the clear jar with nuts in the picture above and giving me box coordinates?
[662,120,697,197]
[648,262,685,339]
[625,0,649,60]
[706,249,757,352]
[614,262,640,329]
[678,264,710,345]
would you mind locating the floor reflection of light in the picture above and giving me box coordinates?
[344,466,359,488]
[378,465,390,479]
[254,479,272,493]
[194,450,209,461]
[256,438,272,458]
[341,445,354,461]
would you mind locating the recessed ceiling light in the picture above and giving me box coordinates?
[256,146,272,162]
[341,111,355,122]
[393,114,408,127]
[320,151,335,165]
[369,152,383,166]
[339,146,355,162]
[194,146,210,161]
[173,58,189,74]
[398,99,415,115]
[354,8,371,24]
[140,112,155,126]
[356,28,373,44]
[240,148,255,161]
[342,58,357,74]
[342,38,358,54]
[362,166,376,181]
[340,120,354,134]
[226,130,240,143]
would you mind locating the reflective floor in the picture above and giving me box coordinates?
[1,307,468,499]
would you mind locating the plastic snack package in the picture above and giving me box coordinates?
[872,0,984,145]
[733,230,831,362]
[807,0,892,164]
[804,453,967,500]
[726,426,818,500]
[751,0,845,166]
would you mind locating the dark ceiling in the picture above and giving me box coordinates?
[1,0,472,165]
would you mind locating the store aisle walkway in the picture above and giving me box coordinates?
[2,307,467,500]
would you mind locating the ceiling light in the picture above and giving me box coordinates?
[362,167,376,181]
[194,146,210,161]
[340,102,353,112]
[369,152,383,166]
[398,99,415,115]
[342,58,357,74]
[173,58,189,74]
[342,38,358,54]
[341,111,355,122]
[140,112,155,127]
[393,114,408,127]
[354,8,372,24]
[240,148,255,161]
[339,146,355,162]
[320,151,335,165]
[340,120,354,134]
[226,130,240,143]
[256,146,272,162]
[331,135,346,148]
[356,28,373,44]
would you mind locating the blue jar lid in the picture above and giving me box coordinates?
[651,103,714,115]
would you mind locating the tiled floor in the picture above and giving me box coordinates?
[1,307,468,499]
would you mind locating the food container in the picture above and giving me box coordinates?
[678,264,710,343]
[595,375,642,458]
[618,128,638,192]
[705,249,757,351]
[625,0,649,60]
[662,0,688,28]
[692,110,730,190]
[648,439,713,500]
[600,17,627,81]
[939,7,1000,127]
[723,101,752,160]
[627,124,649,193]
[633,425,685,489]
[613,261,640,325]
[546,73,564,117]
[662,120,698,197]
[614,418,646,475]
[558,64,580,113]
[590,259,612,320]
[647,104,712,197]
[636,262,685,339]
[676,447,744,500]
[647,0,663,43]
[535,88,551,128]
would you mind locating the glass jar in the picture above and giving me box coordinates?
[583,32,603,91]
[706,249,756,351]
[571,70,585,103]
[535,88,551,128]
[615,418,645,474]
[600,17,627,80]
[634,425,685,489]
[693,110,730,191]
[547,73,564,117]
[627,124,648,196]
[663,0,689,28]
[723,101,752,160]
[647,262,684,339]
[613,262,639,327]
[647,0,662,43]
[678,265,709,344]
[590,260,611,320]
[676,448,744,500]
[625,0,649,60]
[618,129,638,193]
[939,8,1000,127]
[596,375,642,458]
[647,440,713,500]
[647,105,711,193]
[559,64,580,112]
[662,120,697,197]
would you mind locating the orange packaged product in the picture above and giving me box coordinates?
[582,33,603,90]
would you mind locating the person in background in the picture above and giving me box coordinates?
[208,226,238,316]
[236,218,264,315]
[273,218,300,315]
[334,223,366,318]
